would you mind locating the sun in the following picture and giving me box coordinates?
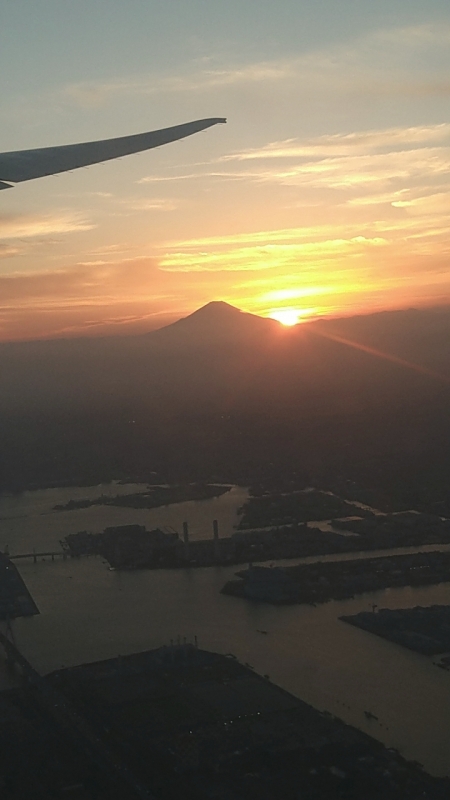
[269,309,303,326]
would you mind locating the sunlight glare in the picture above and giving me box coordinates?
[269,308,309,326]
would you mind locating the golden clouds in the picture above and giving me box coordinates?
[160,233,388,275]
[2,113,450,340]
[218,125,450,192]
[3,16,450,341]
[0,211,94,241]
[0,258,177,340]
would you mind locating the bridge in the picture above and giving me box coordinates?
[9,550,69,563]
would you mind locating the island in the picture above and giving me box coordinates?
[332,512,450,547]
[238,489,372,528]
[53,483,231,511]
[221,551,450,605]
[61,512,450,570]
[340,605,450,667]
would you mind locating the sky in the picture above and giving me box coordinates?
[1,0,450,340]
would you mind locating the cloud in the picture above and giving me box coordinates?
[0,244,23,259]
[0,255,231,340]
[0,258,160,305]
[159,232,388,273]
[136,123,450,210]
[60,61,296,108]
[221,125,450,162]
[163,228,388,250]
[373,23,450,48]
[137,171,255,189]
[0,212,94,242]
[59,22,450,111]
[124,197,178,212]
[212,124,450,196]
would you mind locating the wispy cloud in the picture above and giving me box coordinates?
[0,212,94,242]
[59,22,450,110]
[136,123,450,208]
[0,257,207,339]
[0,244,23,259]
[221,125,450,161]
[123,197,178,212]
[160,232,388,274]
[60,61,296,108]
[0,258,159,305]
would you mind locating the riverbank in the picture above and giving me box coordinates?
[238,489,373,528]
[9,554,450,776]
[341,605,450,662]
[61,517,450,570]
[222,551,450,605]
[47,645,450,799]
[54,483,231,512]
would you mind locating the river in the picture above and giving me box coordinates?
[1,483,450,777]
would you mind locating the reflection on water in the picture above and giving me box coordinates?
[0,481,151,521]
[0,483,249,554]
[1,484,450,777]
[9,557,450,777]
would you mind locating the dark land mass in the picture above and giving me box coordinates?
[0,688,132,799]
[238,489,371,528]
[341,605,450,659]
[2,303,450,520]
[62,503,450,570]
[222,551,450,605]
[53,483,230,512]
[45,645,450,799]
[331,511,450,547]
[0,553,39,619]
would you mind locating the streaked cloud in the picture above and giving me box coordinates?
[160,232,388,277]
[0,259,156,304]
[221,125,450,161]
[0,244,23,259]
[124,197,178,212]
[60,61,296,108]
[0,212,94,242]
[59,21,450,111]
[3,15,450,341]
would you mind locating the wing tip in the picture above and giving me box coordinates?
[205,117,227,126]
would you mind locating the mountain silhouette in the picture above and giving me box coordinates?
[1,302,450,419]
[148,301,279,346]
[2,302,450,491]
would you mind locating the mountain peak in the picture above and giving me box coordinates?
[149,301,278,344]
[184,301,244,320]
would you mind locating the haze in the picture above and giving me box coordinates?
[2,1,450,340]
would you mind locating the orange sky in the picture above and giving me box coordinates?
[2,7,450,340]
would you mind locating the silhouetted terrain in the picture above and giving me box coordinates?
[2,302,450,508]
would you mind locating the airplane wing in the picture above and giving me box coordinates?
[0,117,226,189]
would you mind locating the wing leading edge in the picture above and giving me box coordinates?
[0,117,226,189]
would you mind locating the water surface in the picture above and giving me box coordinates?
[1,483,450,777]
